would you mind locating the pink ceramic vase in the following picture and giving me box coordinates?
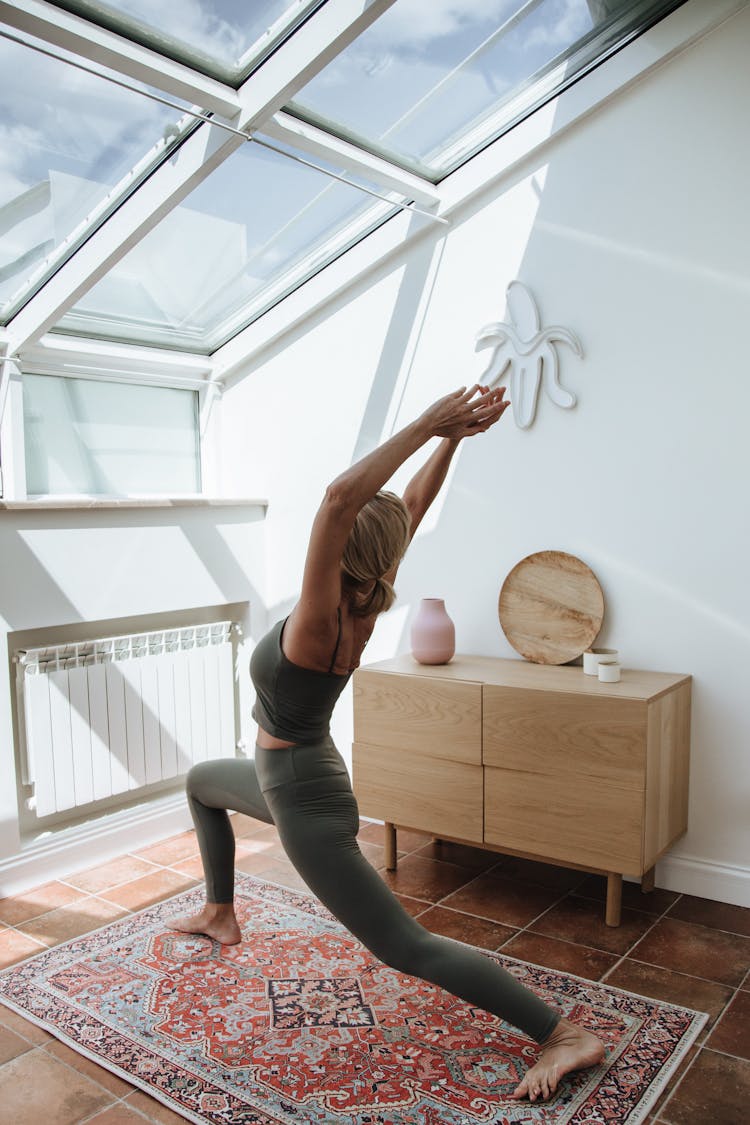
[411,598,455,665]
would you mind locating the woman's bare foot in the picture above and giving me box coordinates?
[511,1017,606,1102]
[169,903,242,945]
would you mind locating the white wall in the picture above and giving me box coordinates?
[220,6,750,906]
[0,503,266,893]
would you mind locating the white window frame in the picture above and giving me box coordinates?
[1,334,217,502]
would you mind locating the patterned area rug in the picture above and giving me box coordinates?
[0,874,706,1124]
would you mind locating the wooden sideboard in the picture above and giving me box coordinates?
[352,654,691,926]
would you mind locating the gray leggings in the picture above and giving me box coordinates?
[186,738,560,1044]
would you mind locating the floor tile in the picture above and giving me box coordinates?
[230,813,276,837]
[416,905,517,950]
[630,918,750,987]
[501,931,618,980]
[413,840,499,872]
[63,855,159,895]
[0,882,86,926]
[19,897,129,947]
[706,989,750,1059]
[657,1047,750,1124]
[234,824,282,849]
[667,894,750,938]
[86,1105,153,1124]
[529,895,658,955]
[255,860,310,893]
[0,1023,34,1066]
[495,856,587,893]
[379,854,476,904]
[0,928,47,968]
[168,854,208,881]
[394,894,430,917]
[357,841,395,870]
[99,869,198,911]
[235,844,290,877]
[442,871,563,928]
[357,822,432,853]
[603,960,732,1029]
[43,1039,135,1097]
[0,1006,54,1045]
[135,831,200,867]
[123,1089,187,1124]
[574,874,679,915]
[0,1046,115,1124]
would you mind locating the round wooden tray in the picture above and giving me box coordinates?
[498,550,604,665]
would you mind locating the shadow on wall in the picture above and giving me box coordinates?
[1,504,267,839]
[0,505,267,635]
[350,234,448,461]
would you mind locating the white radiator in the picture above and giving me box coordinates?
[15,622,237,817]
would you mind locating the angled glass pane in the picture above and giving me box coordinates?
[52,1,325,86]
[24,374,200,496]
[288,0,686,180]
[53,139,398,352]
[0,31,192,325]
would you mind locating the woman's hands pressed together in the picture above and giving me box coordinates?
[420,384,509,441]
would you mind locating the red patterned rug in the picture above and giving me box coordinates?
[0,874,705,1124]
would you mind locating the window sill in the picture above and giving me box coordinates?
[0,497,268,512]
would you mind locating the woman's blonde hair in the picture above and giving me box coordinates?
[342,491,411,616]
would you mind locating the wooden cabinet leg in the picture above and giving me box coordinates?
[641,866,656,894]
[605,873,622,927]
[384,822,397,871]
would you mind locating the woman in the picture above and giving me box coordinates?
[173,384,605,1103]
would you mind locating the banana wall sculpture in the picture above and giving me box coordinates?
[475,281,583,429]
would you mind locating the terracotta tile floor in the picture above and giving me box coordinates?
[0,817,747,1125]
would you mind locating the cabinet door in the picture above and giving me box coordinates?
[484,767,643,874]
[353,671,481,764]
[353,742,483,843]
[483,686,647,789]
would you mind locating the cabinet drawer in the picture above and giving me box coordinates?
[353,670,481,764]
[353,742,483,843]
[483,686,647,788]
[484,766,643,874]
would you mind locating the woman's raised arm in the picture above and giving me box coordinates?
[297,386,506,622]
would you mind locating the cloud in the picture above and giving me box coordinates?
[103,0,266,64]
[0,36,180,190]
[520,0,592,51]
[366,0,519,48]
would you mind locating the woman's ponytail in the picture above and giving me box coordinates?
[341,491,410,617]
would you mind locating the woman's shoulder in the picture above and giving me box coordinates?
[281,604,341,672]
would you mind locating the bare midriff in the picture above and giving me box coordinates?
[256,726,297,750]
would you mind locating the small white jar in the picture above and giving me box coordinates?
[583,647,619,675]
[598,660,621,683]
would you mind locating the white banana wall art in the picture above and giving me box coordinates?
[475,281,583,429]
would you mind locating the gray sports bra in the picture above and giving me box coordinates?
[249,613,352,744]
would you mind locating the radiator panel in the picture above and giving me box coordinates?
[16,623,237,817]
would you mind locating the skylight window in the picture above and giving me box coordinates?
[53,138,399,352]
[287,0,686,180]
[51,0,326,86]
[0,30,192,326]
[0,0,691,363]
